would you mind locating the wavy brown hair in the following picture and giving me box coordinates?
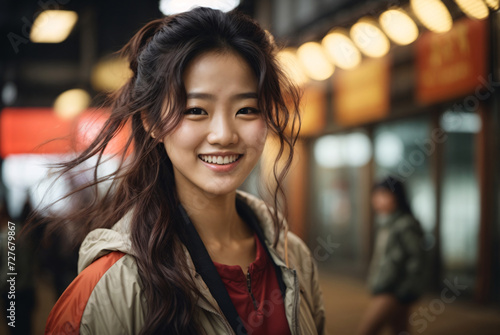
[37,7,300,334]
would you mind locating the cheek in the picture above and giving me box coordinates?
[164,121,204,156]
[242,120,268,155]
[372,194,385,208]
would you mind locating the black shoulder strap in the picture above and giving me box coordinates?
[177,204,247,335]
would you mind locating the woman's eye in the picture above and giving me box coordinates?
[184,108,207,115]
[236,107,260,115]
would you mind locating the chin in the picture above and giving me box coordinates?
[198,179,242,197]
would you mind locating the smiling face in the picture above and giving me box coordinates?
[163,51,268,198]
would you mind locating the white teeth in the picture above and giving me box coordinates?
[200,154,240,165]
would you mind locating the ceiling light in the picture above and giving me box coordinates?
[484,0,499,10]
[411,0,453,33]
[30,10,78,43]
[454,0,489,19]
[379,8,419,45]
[350,18,390,58]
[343,132,372,167]
[321,29,362,70]
[297,42,335,80]
[159,0,240,15]
[91,56,133,92]
[375,132,404,167]
[277,48,308,86]
[54,89,90,119]
[314,135,344,168]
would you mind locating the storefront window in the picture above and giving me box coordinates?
[439,109,480,288]
[309,130,371,274]
[373,117,436,238]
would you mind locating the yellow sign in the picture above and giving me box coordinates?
[333,57,390,126]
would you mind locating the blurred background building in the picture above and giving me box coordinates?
[1,0,499,334]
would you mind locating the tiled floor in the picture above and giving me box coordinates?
[319,273,500,335]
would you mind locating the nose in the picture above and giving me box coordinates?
[206,114,238,146]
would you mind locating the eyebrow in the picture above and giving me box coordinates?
[186,92,258,100]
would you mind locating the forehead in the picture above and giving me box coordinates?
[183,51,258,95]
[373,188,394,196]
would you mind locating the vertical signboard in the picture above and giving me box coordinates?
[416,17,488,104]
[333,57,390,127]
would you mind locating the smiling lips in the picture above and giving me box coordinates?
[199,154,242,165]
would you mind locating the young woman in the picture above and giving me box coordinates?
[43,7,325,335]
[357,176,426,335]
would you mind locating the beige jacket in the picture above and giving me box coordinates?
[45,191,326,335]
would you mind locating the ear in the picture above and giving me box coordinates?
[141,111,162,142]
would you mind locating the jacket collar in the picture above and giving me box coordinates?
[77,190,290,278]
[234,191,288,262]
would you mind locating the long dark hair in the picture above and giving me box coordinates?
[373,176,413,215]
[36,7,300,334]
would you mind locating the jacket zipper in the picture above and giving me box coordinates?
[246,270,259,310]
[292,269,300,335]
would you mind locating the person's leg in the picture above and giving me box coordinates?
[357,294,400,335]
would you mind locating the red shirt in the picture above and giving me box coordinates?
[213,234,292,335]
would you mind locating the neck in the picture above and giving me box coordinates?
[177,186,252,245]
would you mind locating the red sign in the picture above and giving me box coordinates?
[0,108,72,156]
[416,17,488,104]
[0,108,130,157]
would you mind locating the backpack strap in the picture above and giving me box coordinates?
[177,204,247,334]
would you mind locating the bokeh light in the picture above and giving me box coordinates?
[350,18,390,58]
[30,10,78,43]
[277,48,309,86]
[54,89,91,119]
[379,8,419,45]
[159,0,240,15]
[297,42,334,80]
[322,29,362,70]
[411,0,453,33]
[454,0,489,20]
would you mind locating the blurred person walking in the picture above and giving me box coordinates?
[358,176,426,335]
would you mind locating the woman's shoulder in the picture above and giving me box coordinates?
[285,231,325,282]
[236,190,316,265]
[392,213,424,244]
[286,231,313,258]
[46,251,144,334]
[393,212,421,230]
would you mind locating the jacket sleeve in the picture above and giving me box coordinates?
[308,253,326,335]
[393,220,426,302]
[372,216,426,302]
[45,252,145,335]
[80,254,145,335]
